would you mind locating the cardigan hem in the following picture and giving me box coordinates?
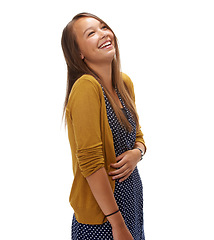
[72,208,108,225]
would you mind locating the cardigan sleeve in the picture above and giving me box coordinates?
[122,73,147,153]
[67,78,105,178]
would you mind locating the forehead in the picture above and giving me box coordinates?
[73,17,102,35]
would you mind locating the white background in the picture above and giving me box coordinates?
[0,0,213,239]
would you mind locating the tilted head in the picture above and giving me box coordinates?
[61,12,120,78]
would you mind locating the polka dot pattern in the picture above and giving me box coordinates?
[71,86,145,240]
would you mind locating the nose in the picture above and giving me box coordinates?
[99,29,108,39]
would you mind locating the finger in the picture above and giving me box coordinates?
[119,170,132,182]
[111,157,128,169]
[112,168,131,180]
[109,164,128,176]
[115,153,125,161]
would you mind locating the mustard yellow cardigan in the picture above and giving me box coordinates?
[66,73,146,224]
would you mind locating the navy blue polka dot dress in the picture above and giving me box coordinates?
[72,85,145,240]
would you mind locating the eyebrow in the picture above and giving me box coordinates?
[83,27,93,35]
[83,22,105,35]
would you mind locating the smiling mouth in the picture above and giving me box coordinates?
[98,41,112,49]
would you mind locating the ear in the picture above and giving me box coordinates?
[80,52,84,60]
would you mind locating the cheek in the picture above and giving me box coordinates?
[78,40,93,56]
[108,32,115,44]
[87,38,97,47]
[108,31,114,39]
[83,39,98,55]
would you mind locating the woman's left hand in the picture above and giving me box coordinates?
[108,149,141,183]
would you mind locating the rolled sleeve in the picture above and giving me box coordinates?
[68,78,105,177]
[76,142,105,178]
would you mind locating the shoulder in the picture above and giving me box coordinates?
[72,74,101,92]
[67,74,102,110]
[71,74,102,98]
[121,72,134,90]
[121,72,135,98]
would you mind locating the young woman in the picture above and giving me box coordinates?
[61,12,146,240]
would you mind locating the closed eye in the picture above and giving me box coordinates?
[101,25,107,30]
[88,31,95,37]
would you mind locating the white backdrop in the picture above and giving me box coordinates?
[0,0,213,239]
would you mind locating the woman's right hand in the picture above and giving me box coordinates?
[112,223,134,240]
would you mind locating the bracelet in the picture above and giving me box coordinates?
[105,209,120,217]
[135,147,144,161]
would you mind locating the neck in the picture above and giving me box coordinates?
[86,61,114,93]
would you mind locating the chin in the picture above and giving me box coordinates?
[104,49,116,61]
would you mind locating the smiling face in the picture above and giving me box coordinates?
[73,17,116,66]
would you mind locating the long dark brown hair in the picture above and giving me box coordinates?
[61,12,139,132]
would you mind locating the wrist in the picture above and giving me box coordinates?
[107,211,125,228]
[105,209,120,218]
[134,147,144,161]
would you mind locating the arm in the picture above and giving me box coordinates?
[86,167,124,226]
[86,167,133,239]
[134,141,146,154]
[123,72,147,152]
[109,74,146,182]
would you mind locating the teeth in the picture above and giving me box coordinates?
[100,41,111,48]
